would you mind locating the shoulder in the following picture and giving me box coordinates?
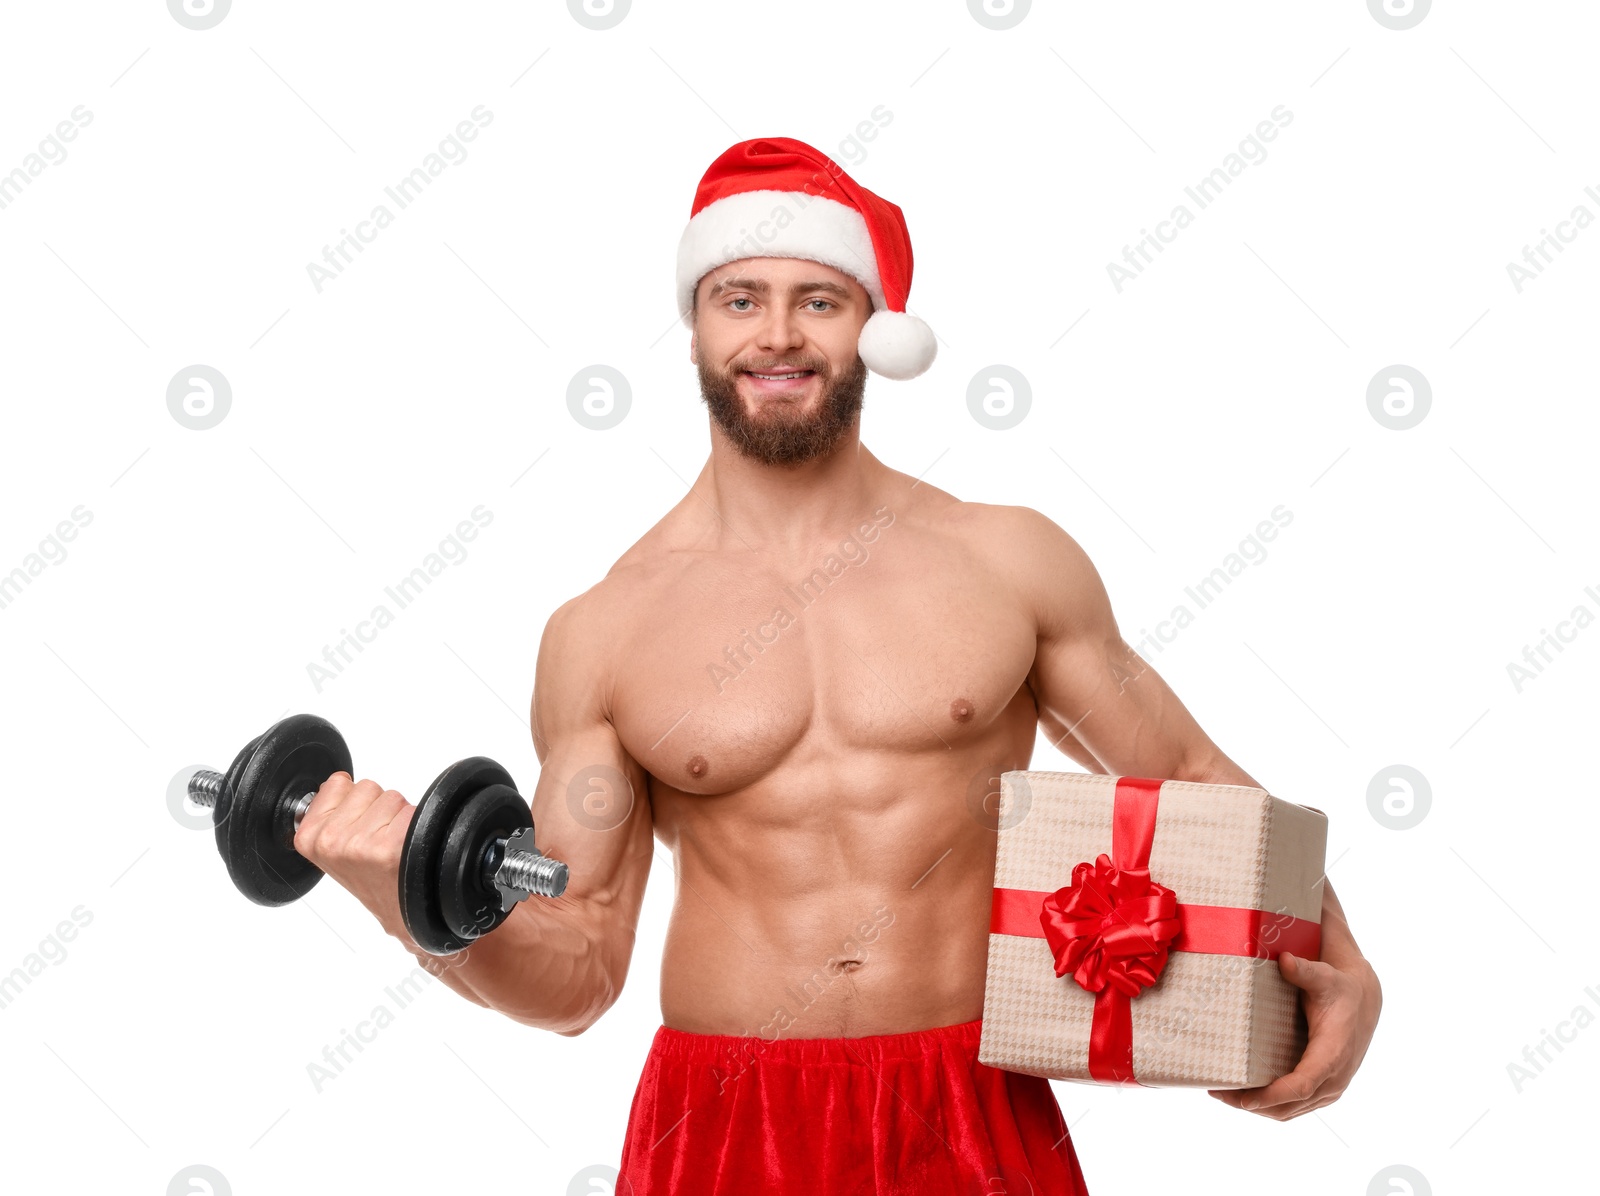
[942,502,1113,635]
[537,542,681,716]
[880,480,1100,591]
[542,549,677,660]
[874,470,1059,547]
[941,502,1094,572]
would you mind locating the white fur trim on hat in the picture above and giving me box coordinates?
[858,309,937,380]
[677,190,885,324]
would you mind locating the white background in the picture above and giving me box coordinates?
[1,1,1595,1193]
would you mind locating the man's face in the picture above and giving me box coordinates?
[691,257,872,467]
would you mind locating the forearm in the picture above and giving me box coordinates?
[406,944,491,1007]
[1314,880,1368,970]
[1173,751,1261,791]
[392,900,617,1036]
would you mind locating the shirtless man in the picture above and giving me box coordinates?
[292,138,1381,1193]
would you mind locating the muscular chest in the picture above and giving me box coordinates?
[611,538,1037,794]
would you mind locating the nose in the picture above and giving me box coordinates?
[753,305,805,356]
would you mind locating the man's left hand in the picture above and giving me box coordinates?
[1208,950,1382,1120]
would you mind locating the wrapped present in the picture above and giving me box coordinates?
[978,771,1327,1088]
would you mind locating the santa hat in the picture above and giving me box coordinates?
[676,136,937,381]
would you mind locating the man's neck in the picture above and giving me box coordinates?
[695,428,884,554]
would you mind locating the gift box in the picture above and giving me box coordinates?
[978,771,1328,1088]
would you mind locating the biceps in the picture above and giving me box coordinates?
[529,724,654,944]
[1032,632,1199,776]
[1031,631,1142,724]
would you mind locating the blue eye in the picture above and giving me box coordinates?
[807,300,832,312]
[729,297,752,311]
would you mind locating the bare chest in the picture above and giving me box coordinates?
[610,528,1037,796]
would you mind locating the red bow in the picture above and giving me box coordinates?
[1039,854,1182,998]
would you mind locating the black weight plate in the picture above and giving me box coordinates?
[223,714,352,907]
[438,783,533,944]
[212,731,264,847]
[401,757,517,956]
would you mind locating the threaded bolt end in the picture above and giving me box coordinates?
[188,769,225,810]
[498,850,569,899]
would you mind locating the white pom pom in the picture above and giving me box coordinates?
[858,309,937,381]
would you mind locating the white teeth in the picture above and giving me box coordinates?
[749,371,807,380]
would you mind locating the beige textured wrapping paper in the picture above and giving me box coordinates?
[977,771,1328,1088]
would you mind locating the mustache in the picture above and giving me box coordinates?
[731,355,830,375]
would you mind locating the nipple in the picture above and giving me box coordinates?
[686,754,709,779]
[949,698,975,723]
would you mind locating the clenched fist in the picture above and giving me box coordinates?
[292,772,415,943]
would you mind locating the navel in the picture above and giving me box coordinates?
[686,754,709,779]
[949,697,975,723]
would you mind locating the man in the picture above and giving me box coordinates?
[293,138,1381,1193]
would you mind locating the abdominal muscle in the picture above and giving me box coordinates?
[652,756,1009,1039]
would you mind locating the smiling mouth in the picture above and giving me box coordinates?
[740,366,818,397]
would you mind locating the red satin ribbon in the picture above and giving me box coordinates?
[989,777,1322,1085]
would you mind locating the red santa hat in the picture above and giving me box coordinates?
[676,136,937,381]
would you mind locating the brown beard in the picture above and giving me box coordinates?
[698,351,867,467]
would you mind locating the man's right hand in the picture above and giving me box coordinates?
[292,772,415,943]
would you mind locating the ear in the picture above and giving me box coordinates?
[689,329,698,365]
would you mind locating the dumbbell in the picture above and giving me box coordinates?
[187,713,568,954]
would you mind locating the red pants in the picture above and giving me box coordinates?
[617,1017,1090,1194]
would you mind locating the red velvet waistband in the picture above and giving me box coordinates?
[647,1017,984,1065]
